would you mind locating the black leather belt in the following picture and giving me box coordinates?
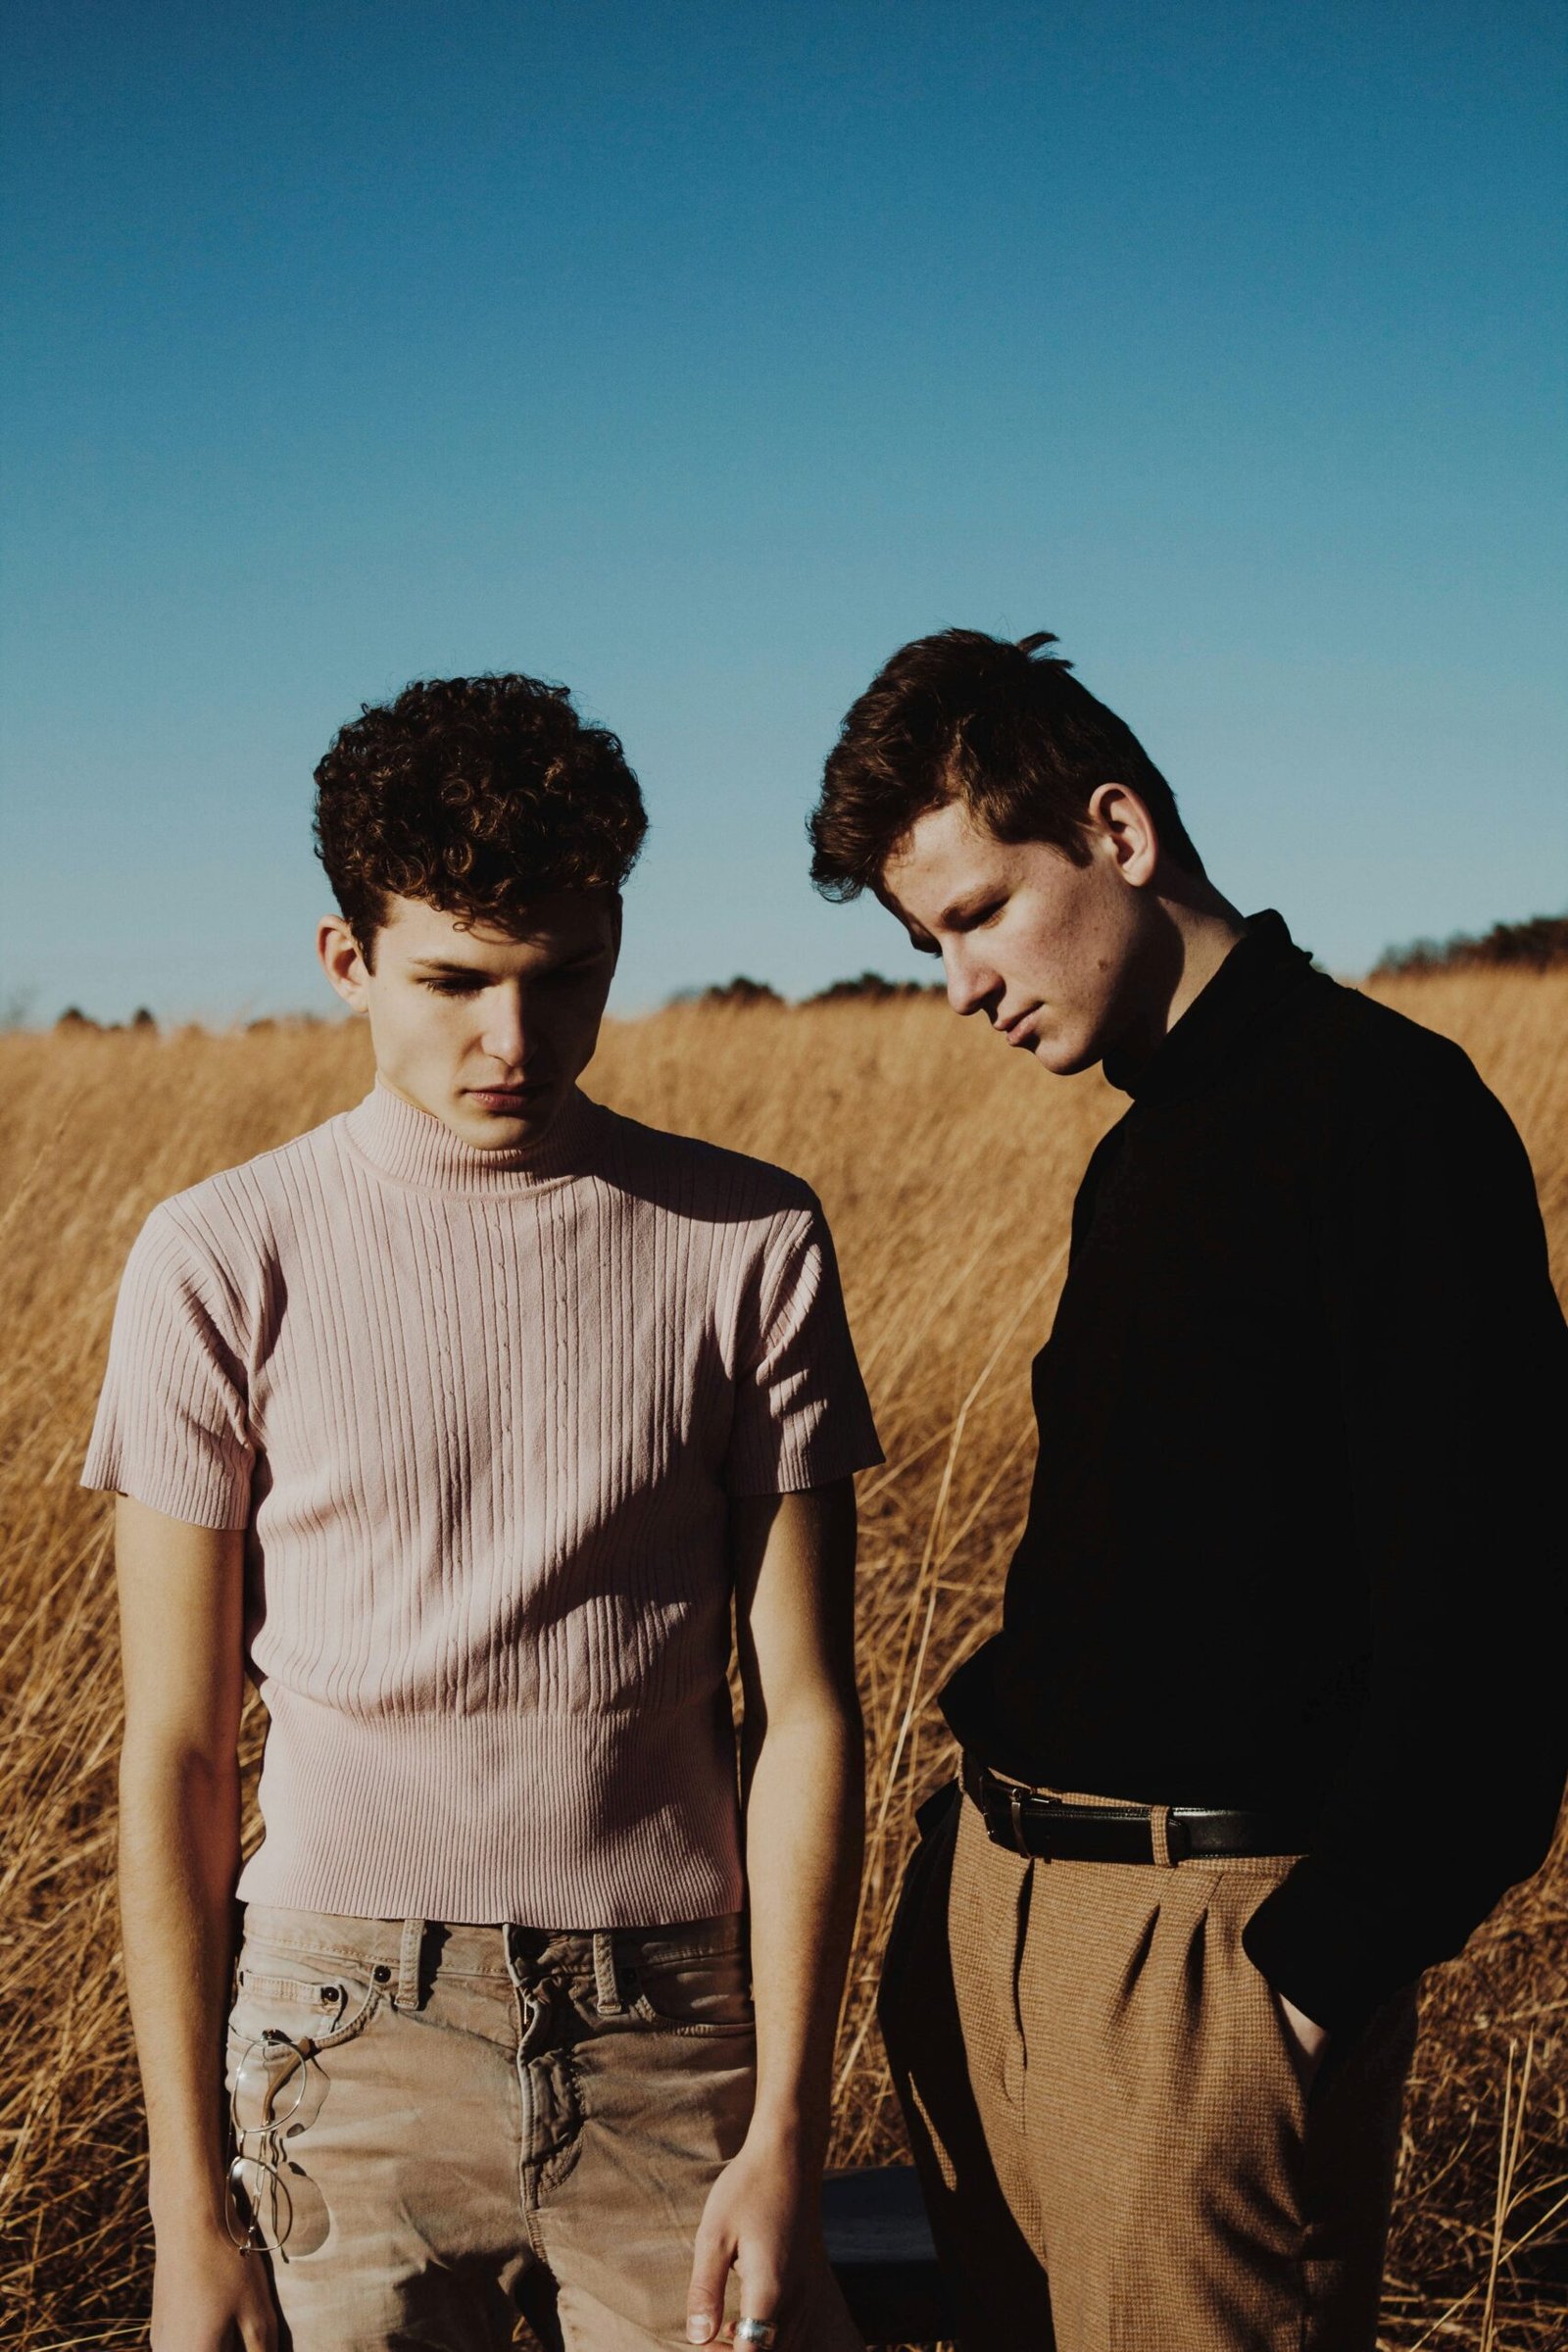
[961,1753,1311,1864]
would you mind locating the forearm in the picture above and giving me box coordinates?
[685,1481,862,2340]
[119,1739,242,2235]
[740,1698,864,2164]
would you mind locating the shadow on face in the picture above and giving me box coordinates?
[877,799,1160,1075]
[318,890,622,1147]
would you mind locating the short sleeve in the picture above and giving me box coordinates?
[80,1202,256,1530]
[725,1202,883,1496]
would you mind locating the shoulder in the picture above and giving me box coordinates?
[1286,977,1532,1199]
[1304,973,1475,1079]
[131,1109,351,1282]
[594,1104,823,1232]
[1283,972,1502,1129]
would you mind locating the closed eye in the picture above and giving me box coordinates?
[419,956,603,996]
[954,899,1007,932]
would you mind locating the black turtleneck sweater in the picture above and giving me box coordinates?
[941,910,1568,2035]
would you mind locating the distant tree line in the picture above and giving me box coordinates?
[55,1005,160,1033]
[48,1008,330,1035]
[673,972,945,1008]
[27,922,1565,1038]
[1373,912,1568,977]
[807,972,946,1004]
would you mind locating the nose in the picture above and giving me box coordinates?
[945,941,1000,1020]
[479,981,528,1070]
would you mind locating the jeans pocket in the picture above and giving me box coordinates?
[225,1950,382,2149]
[627,1940,756,2034]
[224,1951,382,2261]
[228,1949,381,2052]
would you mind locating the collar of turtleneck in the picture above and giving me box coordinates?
[342,1072,610,1194]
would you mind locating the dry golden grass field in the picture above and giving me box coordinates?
[3,969,1566,2349]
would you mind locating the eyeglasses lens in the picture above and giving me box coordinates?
[234,2034,309,2130]
[227,2152,293,2251]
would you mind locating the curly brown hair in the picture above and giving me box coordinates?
[314,673,648,965]
[809,627,1203,898]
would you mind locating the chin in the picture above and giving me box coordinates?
[1031,1034,1097,1078]
[463,1103,527,1135]
[462,1088,563,1144]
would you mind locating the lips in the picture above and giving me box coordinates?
[467,1082,546,1104]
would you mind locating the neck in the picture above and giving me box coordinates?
[1111,879,1247,1070]
[345,1071,605,1193]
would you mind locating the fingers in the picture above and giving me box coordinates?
[239,2268,280,2352]
[685,2221,733,2343]
[726,2250,784,2348]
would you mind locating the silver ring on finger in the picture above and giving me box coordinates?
[733,2325,779,2349]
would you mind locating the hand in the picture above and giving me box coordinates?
[684,2132,819,2347]
[1279,1992,1330,2071]
[150,2219,279,2351]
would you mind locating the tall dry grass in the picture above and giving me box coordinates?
[3,970,1565,2347]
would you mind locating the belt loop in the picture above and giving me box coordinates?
[1149,1805,1175,1869]
[592,1930,623,2016]
[395,1917,426,2009]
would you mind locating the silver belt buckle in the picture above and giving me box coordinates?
[1008,1784,1027,1846]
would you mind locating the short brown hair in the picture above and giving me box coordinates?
[314,673,647,965]
[808,628,1203,897]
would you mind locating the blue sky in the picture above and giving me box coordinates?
[3,1,1564,1025]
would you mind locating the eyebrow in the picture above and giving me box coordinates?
[936,888,1004,931]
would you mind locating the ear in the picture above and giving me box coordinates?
[1085,783,1160,890]
[317,914,371,1013]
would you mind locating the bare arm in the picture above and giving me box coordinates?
[685,1480,864,2346]
[116,1494,276,2351]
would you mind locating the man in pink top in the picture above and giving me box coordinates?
[84,674,882,2352]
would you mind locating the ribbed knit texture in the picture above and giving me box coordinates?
[82,1074,882,1927]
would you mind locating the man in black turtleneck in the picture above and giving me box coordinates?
[808,627,1567,2352]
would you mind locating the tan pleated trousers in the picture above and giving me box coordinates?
[880,1781,1417,2352]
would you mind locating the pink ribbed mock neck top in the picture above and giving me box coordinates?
[82,1075,880,1927]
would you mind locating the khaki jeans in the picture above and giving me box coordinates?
[879,1783,1418,2352]
[227,1904,861,2352]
